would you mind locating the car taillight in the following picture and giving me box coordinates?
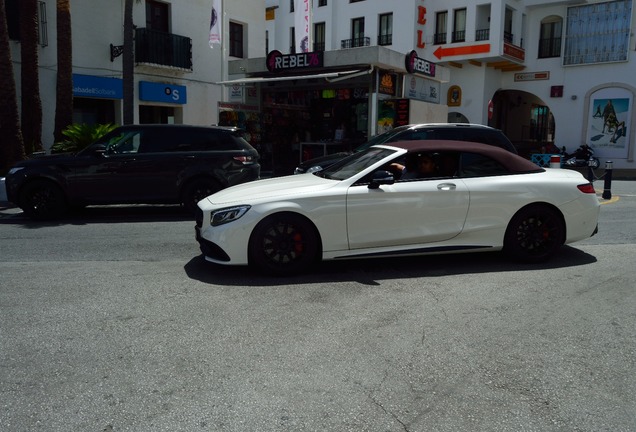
[233,156,254,165]
[577,183,596,194]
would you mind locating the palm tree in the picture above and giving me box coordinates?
[20,0,43,154]
[122,0,135,124]
[0,0,26,173]
[53,0,73,143]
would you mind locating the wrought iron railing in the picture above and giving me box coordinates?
[378,33,392,46]
[452,30,465,43]
[504,31,514,43]
[476,28,490,41]
[434,33,447,45]
[135,28,192,70]
[341,37,370,49]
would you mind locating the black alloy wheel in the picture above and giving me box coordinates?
[249,213,320,275]
[504,204,564,263]
[183,179,220,214]
[19,180,67,220]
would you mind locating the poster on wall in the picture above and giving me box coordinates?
[587,88,631,159]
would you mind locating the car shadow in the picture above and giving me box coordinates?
[183,246,598,287]
[0,204,194,226]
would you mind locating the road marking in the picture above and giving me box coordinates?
[598,193,620,205]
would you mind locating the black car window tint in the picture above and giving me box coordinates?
[437,152,459,177]
[407,130,430,140]
[459,152,509,178]
[109,130,142,154]
[465,130,495,146]
[211,131,241,151]
[432,129,461,140]
[137,129,167,153]
[164,129,191,152]
[388,131,429,142]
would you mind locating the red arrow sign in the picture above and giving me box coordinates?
[434,44,491,60]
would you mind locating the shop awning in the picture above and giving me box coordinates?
[216,67,373,85]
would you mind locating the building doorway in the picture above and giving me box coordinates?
[491,89,555,158]
[139,105,177,124]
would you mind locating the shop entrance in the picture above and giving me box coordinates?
[72,97,117,125]
[260,86,370,176]
[491,89,556,158]
[139,105,178,124]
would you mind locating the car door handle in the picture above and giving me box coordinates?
[437,183,456,191]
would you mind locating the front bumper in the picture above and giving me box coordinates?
[195,225,231,262]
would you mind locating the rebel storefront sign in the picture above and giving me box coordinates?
[405,50,436,78]
[266,50,323,72]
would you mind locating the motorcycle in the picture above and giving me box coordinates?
[561,144,600,169]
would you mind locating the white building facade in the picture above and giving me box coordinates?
[8,0,635,174]
[7,0,265,148]
[248,0,635,173]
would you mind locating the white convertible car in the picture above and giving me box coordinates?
[195,140,600,275]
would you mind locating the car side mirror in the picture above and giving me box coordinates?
[368,170,395,189]
[90,144,107,156]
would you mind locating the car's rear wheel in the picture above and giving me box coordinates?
[182,179,221,214]
[19,179,67,220]
[504,204,564,263]
[249,213,320,275]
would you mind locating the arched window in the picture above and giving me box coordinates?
[538,16,562,58]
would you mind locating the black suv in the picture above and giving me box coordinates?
[5,124,260,219]
[294,123,517,174]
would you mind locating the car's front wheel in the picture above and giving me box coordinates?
[504,204,564,263]
[248,213,320,275]
[19,179,67,220]
[182,179,221,214]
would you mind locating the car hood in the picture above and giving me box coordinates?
[297,151,351,170]
[13,152,78,167]
[202,173,339,206]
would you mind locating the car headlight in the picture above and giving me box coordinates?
[211,205,251,226]
[8,167,25,176]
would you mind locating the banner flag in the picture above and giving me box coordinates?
[209,0,221,48]
[294,0,311,52]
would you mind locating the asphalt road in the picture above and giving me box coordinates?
[0,181,634,432]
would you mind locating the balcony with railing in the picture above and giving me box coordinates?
[434,32,447,45]
[378,33,392,46]
[313,42,326,52]
[504,31,514,44]
[452,30,466,43]
[341,37,371,49]
[476,28,490,41]
[135,28,192,70]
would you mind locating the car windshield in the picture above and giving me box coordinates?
[317,147,397,180]
[354,126,412,152]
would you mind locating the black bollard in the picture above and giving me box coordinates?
[602,161,613,199]
[587,159,595,183]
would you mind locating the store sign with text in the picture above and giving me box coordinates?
[266,50,323,72]
[405,50,436,78]
[379,72,397,96]
[406,75,440,104]
[139,81,187,104]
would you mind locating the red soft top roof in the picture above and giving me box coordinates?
[383,139,543,173]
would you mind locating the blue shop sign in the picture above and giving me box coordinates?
[139,81,187,104]
[73,74,122,99]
